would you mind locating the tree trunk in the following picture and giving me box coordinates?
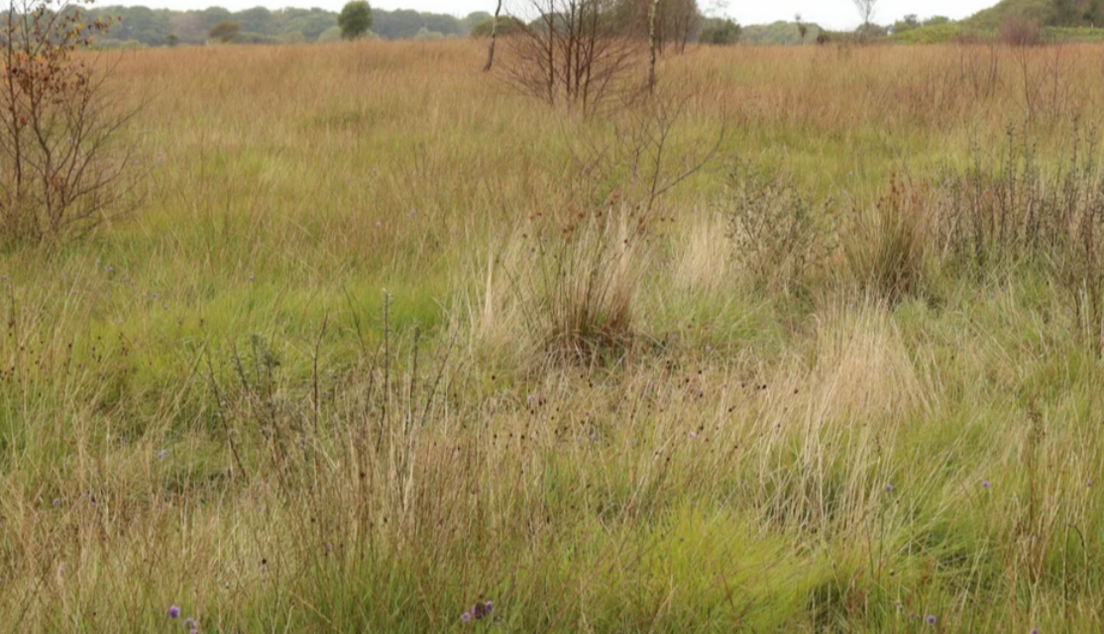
[483,0,504,72]
[648,0,659,92]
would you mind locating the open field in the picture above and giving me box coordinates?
[3,40,1104,632]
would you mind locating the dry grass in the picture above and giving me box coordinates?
[0,39,1103,632]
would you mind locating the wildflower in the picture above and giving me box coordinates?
[52,498,61,507]
[184,617,196,628]
[926,615,937,625]
[885,484,894,492]
[982,480,990,490]
[168,605,181,619]
[157,449,168,460]
[484,600,493,614]
[472,602,487,619]
[460,612,471,623]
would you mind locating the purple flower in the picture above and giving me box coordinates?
[926,614,937,625]
[1031,629,1039,634]
[484,600,493,613]
[472,602,486,619]
[184,617,196,628]
[982,480,990,490]
[884,483,894,492]
[157,449,168,460]
[460,612,472,623]
[168,605,181,619]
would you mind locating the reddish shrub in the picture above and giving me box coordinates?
[998,17,1041,46]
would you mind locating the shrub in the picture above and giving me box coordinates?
[698,18,741,45]
[208,20,240,43]
[318,26,342,42]
[934,123,1104,352]
[468,16,524,39]
[998,17,1042,46]
[721,161,835,293]
[0,0,142,247]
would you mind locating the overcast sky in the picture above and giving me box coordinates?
[105,0,1002,31]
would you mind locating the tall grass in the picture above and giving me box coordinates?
[1,39,1104,632]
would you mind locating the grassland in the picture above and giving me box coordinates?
[2,40,1104,632]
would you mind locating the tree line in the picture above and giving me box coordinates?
[86,4,496,47]
[84,1,746,49]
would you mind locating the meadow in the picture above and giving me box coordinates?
[2,39,1104,632]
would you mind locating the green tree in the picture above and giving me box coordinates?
[892,14,920,34]
[235,6,276,34]
[698,18,740,45]
[208,20,240,42]
[338,1,373,40]
[373,9,422,39]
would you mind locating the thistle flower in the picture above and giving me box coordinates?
[460,612,471,623]
[168,605,181,619]
[884,483,894,492]
[982,480,990,490]
[926,615,936,625]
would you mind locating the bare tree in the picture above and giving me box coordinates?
[853,0,878,34]
[483,0,504,72]
[648,0,659,91]
[502,0,644,114]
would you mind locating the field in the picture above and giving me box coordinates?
[3,40,1104,632]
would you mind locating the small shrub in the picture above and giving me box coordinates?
[720,160,835,293]
[935,123,1104,352]
[998,17,1042,46]
[0,0,141,248]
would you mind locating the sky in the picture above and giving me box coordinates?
[103,0,1002,31]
